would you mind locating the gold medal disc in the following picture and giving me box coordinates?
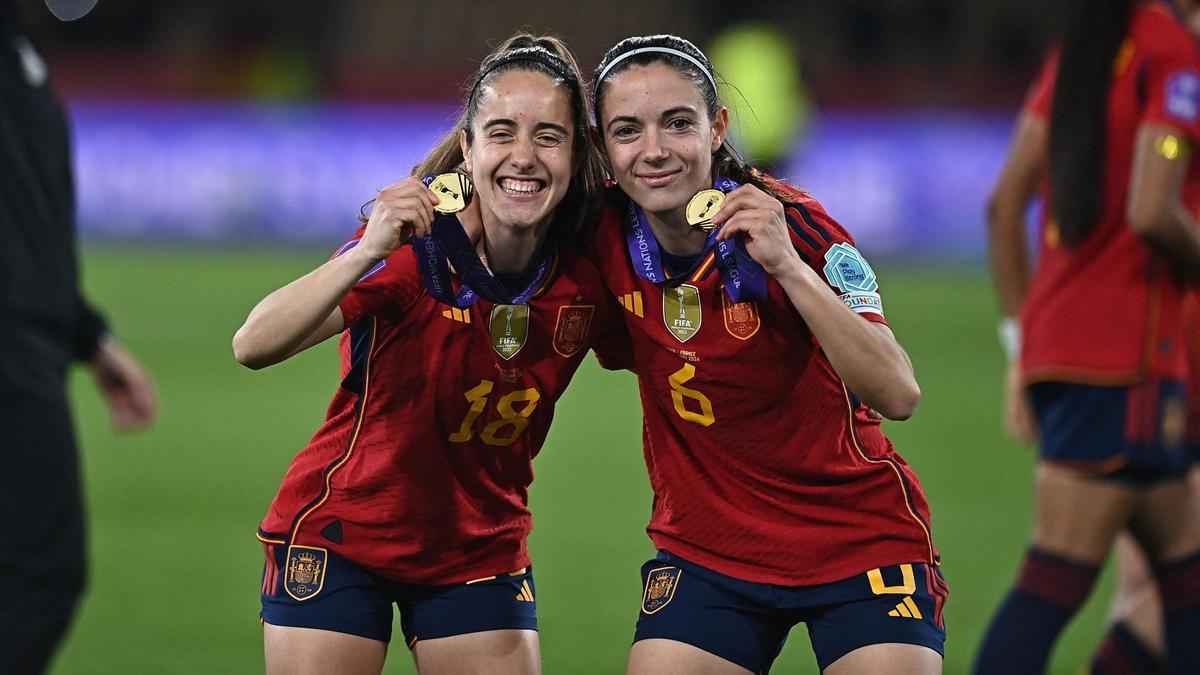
[429,173,472,214]
[686,189,725,231]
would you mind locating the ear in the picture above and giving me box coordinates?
[459,129,472,171]
[711,106,730,152]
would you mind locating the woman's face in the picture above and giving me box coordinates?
[460,69,576,233]
[598,62,727,219]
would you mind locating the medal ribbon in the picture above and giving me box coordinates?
[624,177,768,302]
[415,175,553,309]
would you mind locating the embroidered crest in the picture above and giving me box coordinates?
[489,304,530,360]
[663,284,702,343]
[552,305,594,357]
[1161,394,1188,452]
[823,243,878,293]
[1166,70,1200,123]
[721,291,760,340]
[285,545,328,602]
[642,566,682,614]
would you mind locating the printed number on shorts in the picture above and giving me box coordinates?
[669,363,714,427]
[448,379,541,446]
[867,564,916,594]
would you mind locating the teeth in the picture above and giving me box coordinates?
[500,178,541,194]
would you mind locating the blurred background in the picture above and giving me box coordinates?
[13,0,1109,672]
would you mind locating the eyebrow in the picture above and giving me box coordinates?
[482,118,571,136]
[605,106,699,132]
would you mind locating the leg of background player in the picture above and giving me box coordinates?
[0,374,87,675]
[412,629,540,675]
[1090,533,1167,674]
[627,639,752,675]
[973,463,1137,675]
[825,643,942,675]
[264,624,387,675]
[1128,473,1200,674]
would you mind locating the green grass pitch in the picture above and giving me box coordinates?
[50,247,1116,673]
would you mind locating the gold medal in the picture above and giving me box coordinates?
[686,189,725,231]
[429,172,472,214]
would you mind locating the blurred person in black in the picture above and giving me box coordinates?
[0,1,157,673]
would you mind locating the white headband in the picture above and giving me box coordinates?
[595,46,717,94]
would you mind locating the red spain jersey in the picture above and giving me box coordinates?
[1020,1,1200,385]
[590,185,939,586]
[259,231,629,585]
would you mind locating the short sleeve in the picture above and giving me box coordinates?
[1142,48,1200,143]
[1022,48,1060,120]
[783,197,888,326]
[334,226,425,326]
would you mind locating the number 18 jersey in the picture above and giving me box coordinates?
[590,186,939,587]
[259,231,629,586]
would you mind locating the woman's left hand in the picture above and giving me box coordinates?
[712,184,803,277]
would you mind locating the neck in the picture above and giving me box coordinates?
[643,206,708,256]
[478,213,551,274]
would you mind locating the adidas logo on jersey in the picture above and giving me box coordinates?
[888,596,923,620]
[618,291,644,318]
[515,579,535,602]
[441,307,471,324]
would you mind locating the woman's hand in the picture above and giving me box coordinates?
[1003,362,1038,443]
[360,177,440,261]
[712,184,803,277]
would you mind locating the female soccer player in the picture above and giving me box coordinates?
[233,34,626,675]
[978,1,1200,673]
[589,35,947,674]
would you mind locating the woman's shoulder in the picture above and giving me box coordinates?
[1131,2,1198,57]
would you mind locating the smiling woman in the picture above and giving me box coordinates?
[231,33,631,675]
[588,35,946,675]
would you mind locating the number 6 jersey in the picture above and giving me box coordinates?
[590,185,940,586]
[258,229,630,585]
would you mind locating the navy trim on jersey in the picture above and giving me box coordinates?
[792,202,834,244]
[783,211,820,260]
[288,317,378,542]
[340,317,374,395]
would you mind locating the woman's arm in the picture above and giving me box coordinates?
[987,112,1045,318]
[986,112,1046,442]
[714,185,919,420]
[1127,123,1200,280]
[232,177,438,369]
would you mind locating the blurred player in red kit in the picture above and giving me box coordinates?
[589,34,947,675]
[233,34,628,675]
[979,0,1200,672]
[1,2,157,673]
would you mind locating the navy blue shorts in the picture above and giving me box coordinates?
[1030,380,1192,483]
[634,551,948,673]
[259,539,537,648]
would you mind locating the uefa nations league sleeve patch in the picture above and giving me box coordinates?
[1166,70,1200,123]
[823,242,884,316]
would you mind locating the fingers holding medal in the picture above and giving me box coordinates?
[361,175,453,260]
[711,184,799,276]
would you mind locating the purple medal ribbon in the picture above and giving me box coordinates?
[623,177,768,302]
[414,175,553,309]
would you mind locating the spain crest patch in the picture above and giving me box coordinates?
[721,292,760,341]
[642,566,682,614]
[284,545,328,602]
[552,305,594,357]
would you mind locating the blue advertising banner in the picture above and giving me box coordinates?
[70,101,1017,257]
